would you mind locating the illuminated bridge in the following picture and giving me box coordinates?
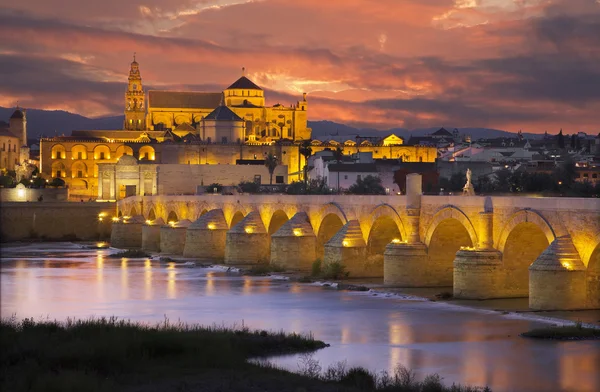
[114,175,600,311]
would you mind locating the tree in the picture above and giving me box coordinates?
[49,178,65,187]
[333,146,344,194]
[348,175,385,195]
[238,180,260,194]
[264,152,278,185]
[0,175,14,188]
[299,140,313,188]
[557,129,565,149]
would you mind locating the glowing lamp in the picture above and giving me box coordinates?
[293,228,302,237]
[17,188,25,198]
[145,220,152,225]
[98,212,107,218]
[342,240,349,247]
[98,217,103,222]
[244,227,254,234]
[168,221,175,227]
[392,238,401,244]
[112,217,119,222]
[207,223,216,230]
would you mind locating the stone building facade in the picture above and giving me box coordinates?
[38,57,437,198]
[0,108,30,172]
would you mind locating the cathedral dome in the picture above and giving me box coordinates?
[10,109,24,119]
[117,154,138,166]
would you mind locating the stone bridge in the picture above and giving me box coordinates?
[114,175,600,311]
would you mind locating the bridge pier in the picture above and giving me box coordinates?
[142,217,164,252]
[225,211,270,264]
[384,242,429,286]
[160,220,192,255]
[323,220,378,277]
[270,212,316,271]
[110,215,144,249]
[183,209,228,260]
[453,249,503,299]
[529,236,587,310]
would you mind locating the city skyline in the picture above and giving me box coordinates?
[0,0,599,133]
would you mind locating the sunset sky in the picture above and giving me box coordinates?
[0,0,599,133]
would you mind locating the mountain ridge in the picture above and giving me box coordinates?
[0,107,541,141]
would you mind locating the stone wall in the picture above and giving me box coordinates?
[0,187,68,202]
[0,201,115,241]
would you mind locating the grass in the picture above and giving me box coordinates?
[310,259,350,280]
[0,316,328,392]
[0,317,490,392]
[107,249,151,258]
[521,322,600,340]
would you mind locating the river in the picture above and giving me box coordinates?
[1,242,599,392]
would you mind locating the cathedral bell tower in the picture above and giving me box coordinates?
[124,54,146,130]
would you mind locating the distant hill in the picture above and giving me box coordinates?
[1,107,538,141]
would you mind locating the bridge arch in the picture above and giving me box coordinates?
[424,206,478,248]
[268,210,289,235]
[587,235,600,309]
[130,205,138,216]
[368,204,407,241]
[424,205,476,286]
[147,207,156,221]
[496,209,556,253]
[315,203,348,257]
[229,210,246,229]
[498,209,555,297]
[167,211,179,223]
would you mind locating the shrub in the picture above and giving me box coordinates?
[107,249,151,258]
[311,259,322,277]
[340,367,376,390]
[0,175,14,187]
[49,178,65,187]
[238,180,261,194]
[321,261,348,280]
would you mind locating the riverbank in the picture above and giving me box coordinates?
[0,317,487,392]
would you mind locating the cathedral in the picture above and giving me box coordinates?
[123,57,311,142]
[38,57,436,199]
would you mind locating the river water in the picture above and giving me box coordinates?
[1,243,599,392]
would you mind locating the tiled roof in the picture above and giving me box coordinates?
[431,127,452,137]
[226,76,262,90]
[204,106,244,121]
[148,91,222,109]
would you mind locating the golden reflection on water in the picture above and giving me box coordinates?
[205,272,215,296]
[242,277,252,295]
[167,263,176,299]
[341,326,351,344]
[388,320,412,345]
[144,259,152,300]
[96,255,104,299]
[121,259,128,299]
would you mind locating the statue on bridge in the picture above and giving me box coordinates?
[462,168,475,196]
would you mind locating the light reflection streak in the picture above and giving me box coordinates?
[242,277,252,295]
[96,255,104,299]
[121,259,128,299]
[205,271,215,296]
[144,259,152,300]
[167,263,176,299]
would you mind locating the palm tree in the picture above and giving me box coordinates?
[299,140,313,189]
[264,152,278,185]
[333,146,344,194]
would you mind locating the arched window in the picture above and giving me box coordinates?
[133,84,137,90]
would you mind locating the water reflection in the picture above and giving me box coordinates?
[1,243,599,392]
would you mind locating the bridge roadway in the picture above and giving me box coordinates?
[114,175,600,311]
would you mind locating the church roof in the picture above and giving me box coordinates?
[10,109,24,119]
[148,91,222,109]
[226,76,262,91]
[431,127,453,137]
[204,105,244,121]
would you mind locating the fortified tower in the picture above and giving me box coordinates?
[124,54,146,130]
